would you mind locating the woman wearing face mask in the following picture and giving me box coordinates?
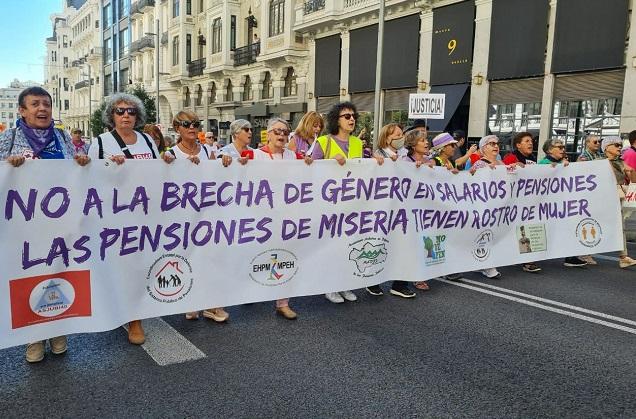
[374,123,406,160]
[288,111,324,156]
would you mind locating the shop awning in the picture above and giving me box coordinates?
[427,83,469,132]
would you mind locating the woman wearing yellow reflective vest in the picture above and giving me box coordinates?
[310,101,385,303]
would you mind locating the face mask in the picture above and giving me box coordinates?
[392,138,405,149]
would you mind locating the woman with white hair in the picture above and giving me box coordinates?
[217,119,253,159]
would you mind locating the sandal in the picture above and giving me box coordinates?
[185,311,200,320]
[415,281,430,291]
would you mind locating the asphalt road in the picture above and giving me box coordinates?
[1,247,635,418]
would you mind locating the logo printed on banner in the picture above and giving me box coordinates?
[348,237,388,278]
[576,218,603,248]
[146,254,193,303]
[249,249,298,286]
[9,270,91,329]
[473,229,494,262]
[423,235,446,266]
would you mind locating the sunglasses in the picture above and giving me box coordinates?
[178,120,201,129]
[114,107,138,116]
[487,142,499,147]
[591,140,600,144]
[270,128,290,136]
[552,145,565,149]
[339,113,356,120]
[241,127,253,132]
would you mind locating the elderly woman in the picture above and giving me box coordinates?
[431,132,459,169]
[88,93,165,345]
[310,102,384,303]
[577,134,603,162]
[503,132,537,166]
[71,128,88,154]
[0,86,90,363]
[240,117,312,319]
[217,119,253,159]
[374,123,405,160]
[163,110,231,323]
[601,137,636,268]
[288,111,324,156]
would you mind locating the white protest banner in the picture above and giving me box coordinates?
[0,159,623,349]
[408,93,445,119]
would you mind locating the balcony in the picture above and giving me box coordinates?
[87,47,103,60]
[304,0,326,14]
[75,80,90,90]
[130,0,155,17]
[187,58,206,77]
[130,36,155,55]
[233,42,260,67]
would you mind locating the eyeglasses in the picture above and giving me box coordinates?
[487,142,499,147]
[177,120,201,129]
[552,145,565,149]
[270,128,290,136]
[339,113,356,120]
[114,107,138,116]
[241,127,252,133]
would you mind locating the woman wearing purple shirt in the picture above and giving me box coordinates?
[288,111,324,156]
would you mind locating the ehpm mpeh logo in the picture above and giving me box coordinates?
[249,249,298,286]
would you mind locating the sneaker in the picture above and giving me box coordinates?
[340,290,358,302]
[619,256,636,268]
[564,256,587,267]
[185,311,200,320]
[25,341,45,363]
[580,255,597,265]
[325,292,344,303]
[390,284,416,298]
[522,263,542,273]
[49,336,67,355]
[203,307,229,322]
[481,268,501,279]
[276,306,298,320]
[443,273,462,281]
[366,285,384,296]
[414,281,430,291]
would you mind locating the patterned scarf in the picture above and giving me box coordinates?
[17,119,56,157]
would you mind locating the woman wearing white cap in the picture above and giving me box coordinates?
[601,136,636,268]
[430,132,460,171]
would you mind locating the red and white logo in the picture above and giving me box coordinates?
[9,270,92,329]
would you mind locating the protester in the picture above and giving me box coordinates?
[451,130,477,169]
[311,101,384,303]
[374,123,406,160]
[0,86,90,363]
[577,134,603,162]
[502,132,542,273]
[538,139,587,267]
[288,111,324,156]
[217,119,253,159]
[431,132,459,170]
[241,117,313,318]
[88,93,167,345]
[600,136,636,268]
[143,124,167,154]
[70,128,88,154]
[621,130,636,171]
[404,119,428,135]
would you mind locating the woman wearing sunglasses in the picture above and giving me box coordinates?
[240,117,313,319]
[217,119,253,160]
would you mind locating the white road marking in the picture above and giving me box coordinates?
[456,277,636,327]
[124,318,206,366]
[436,278,636,335]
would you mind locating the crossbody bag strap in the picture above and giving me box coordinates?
[138,131,157,159]
[109,130,135,159]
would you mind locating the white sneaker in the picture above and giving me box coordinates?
[340,290,357,302]
[481,268,501,279]
[325,292,344,303]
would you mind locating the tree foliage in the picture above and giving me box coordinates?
[90,102,106,137]
[128,84,156,124]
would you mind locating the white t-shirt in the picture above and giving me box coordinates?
[168,143,213,160]
[252,148,298,160]
[89,131,160,160]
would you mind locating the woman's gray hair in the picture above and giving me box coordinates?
[102,93,147,130]
[404,129,427,152]
[266,117,290,131]
[229,119,251,139]
[542,138,565,154]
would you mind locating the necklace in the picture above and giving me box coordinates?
[179,141,199,155]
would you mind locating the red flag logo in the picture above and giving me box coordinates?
[9,270,92,329]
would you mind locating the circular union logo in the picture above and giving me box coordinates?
[249,249,298,286]
[576,218,602,248]
[146,254,193,303]
[473,229,494,262]
[29,278,76,318]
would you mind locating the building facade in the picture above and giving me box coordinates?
[0,81,31,132]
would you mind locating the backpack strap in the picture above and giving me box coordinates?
[109,130,135,159]
[167,148,176,157]
[202,144,211,159]
[138,131,157,159]
[97,134,104,159]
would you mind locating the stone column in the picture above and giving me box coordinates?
[467,0,492,137]
[339,27,351,102]
[307,33,317,111]
[619,0,636,134]
[417,6,433,93]
[538,0,558,159]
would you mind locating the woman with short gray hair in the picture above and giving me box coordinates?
[217,119,253,159]
[101,93,147,131]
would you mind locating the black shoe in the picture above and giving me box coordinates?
[564,257,587,267]
[389,284,416,298]
[366,285,384,296]
[444,273,462,281]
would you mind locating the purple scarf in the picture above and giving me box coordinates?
[17,119,56,157]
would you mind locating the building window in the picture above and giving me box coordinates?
[199,0,204,13]
[64,100,69,110]
[208,82,216,103]
[119,28,130,56]
[103,39,112,64]
[242,76,252,101]
[63,78,69,92]
[212,18,222,54]
[283,67,296,97]
[186,0,192,15]
[103,4,111,28]
[173,0,180,18]
[262,72,273,99]
[184,86,191,107]
[195,84,203,106]
[186,34,192,63]
[230,15,236,50]
[172,36,179,65]
[269,0,285,37]
[118,0,130,18]
[104,74,112,96]
[120,69,129,91]
[225,79,233,102]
